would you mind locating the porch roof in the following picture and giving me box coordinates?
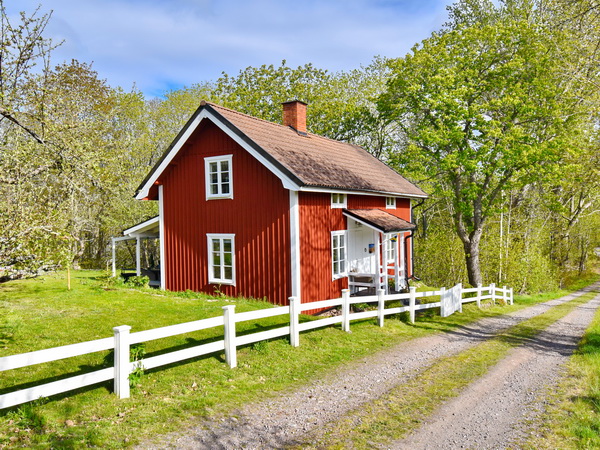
[343,209,416,233]
[123,216,160,238]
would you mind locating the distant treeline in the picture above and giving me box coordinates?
[0,0,598,292]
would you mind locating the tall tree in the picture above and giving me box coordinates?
[379,0,588,286]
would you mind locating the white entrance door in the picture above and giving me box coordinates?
[347,221,376,274]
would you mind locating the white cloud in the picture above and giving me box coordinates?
[6,0,452,97]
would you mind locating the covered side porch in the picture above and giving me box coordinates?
[343,209,416,295]
[111,216,161,288]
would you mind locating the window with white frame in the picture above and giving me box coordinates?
[205,155,233,199]
[331,230,347,279]
[331,193,347,208]
[207,234,235,284]
[385,234,398,263]
[386,197,396,209]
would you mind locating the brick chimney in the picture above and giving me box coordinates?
[282,100,307,134]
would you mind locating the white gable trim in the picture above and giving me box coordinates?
[136,108,300,200]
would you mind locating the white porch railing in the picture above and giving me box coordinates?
[0,283,512,409]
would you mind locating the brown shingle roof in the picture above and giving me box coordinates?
[207,102,426,197]
[136,101,427,199]
[343,209,416,233]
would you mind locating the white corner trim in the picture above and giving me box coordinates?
[289,190,301,298]
[158,185,166,290]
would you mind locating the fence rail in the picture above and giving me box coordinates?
[0,283,512,409]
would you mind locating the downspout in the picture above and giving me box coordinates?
[407,197,426,287]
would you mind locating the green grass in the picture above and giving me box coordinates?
[0,270,595,448]
[298,289,599,449]
[524,288,600,449]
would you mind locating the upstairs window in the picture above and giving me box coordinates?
[386,197,396,209]
[331,230,347,279]
[207,234,235,284]
[205,155,233,199]
[331,193,347,208]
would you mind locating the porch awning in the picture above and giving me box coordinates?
[343,209,416,233]
[123,216,160,238]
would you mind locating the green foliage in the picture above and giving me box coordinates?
[129,343,147,388]
[380,0,598,286]
[125,275,150,288]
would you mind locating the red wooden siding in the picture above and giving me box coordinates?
[298,192,347,303]
[348,195,413,277]
[299,193,414,304]
[159,121,292,305]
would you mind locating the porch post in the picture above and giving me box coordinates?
[379,233,388,293]
[394,234,400,291]
[111,238,116,277]
[136,237,141,276]
[158,185,166,290]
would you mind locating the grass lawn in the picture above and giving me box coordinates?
[0,270,597,448]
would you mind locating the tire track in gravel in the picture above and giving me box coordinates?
[143,284,598,449]
[394,288,600,450]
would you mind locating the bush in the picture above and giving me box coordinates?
[124,276,149,288]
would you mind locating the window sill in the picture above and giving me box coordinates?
[208,280,235,285]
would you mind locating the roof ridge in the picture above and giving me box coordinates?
[204,100,363,149]
[204,101,294,131]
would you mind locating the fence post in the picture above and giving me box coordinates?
[490,283,496,305]
[503,285,507,304]
[409,286,417,324]
[289,296,300,347]
[510,287,514,305]
[223,305,237,368]
[377,289,385,327]
[476,283,482,308]
[457,283,463,313]
[113,325,131,399]
[440,287,446,317]
[342,289,351,332]
[111,238,117,277]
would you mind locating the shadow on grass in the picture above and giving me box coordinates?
[0,317,293,412]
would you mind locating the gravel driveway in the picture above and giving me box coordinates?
[143,283,599,449]
[395,287,600,449]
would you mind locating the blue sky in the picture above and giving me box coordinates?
[7,0,453,98]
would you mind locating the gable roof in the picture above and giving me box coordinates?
[136,101,427,200]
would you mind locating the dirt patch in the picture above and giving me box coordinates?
[139,284,598,449]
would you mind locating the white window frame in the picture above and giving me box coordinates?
[207,233,236,285]
[331,193,347,208]
[205,155,233,200]
[331,230,348,279]
[386,197,396,209]
[385,234,398,264]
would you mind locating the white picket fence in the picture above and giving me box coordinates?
[0,283,512,409]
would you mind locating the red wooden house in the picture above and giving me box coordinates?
[130,100,427,306]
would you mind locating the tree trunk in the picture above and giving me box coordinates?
[457,226,483,287]
[463,237,483,287]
